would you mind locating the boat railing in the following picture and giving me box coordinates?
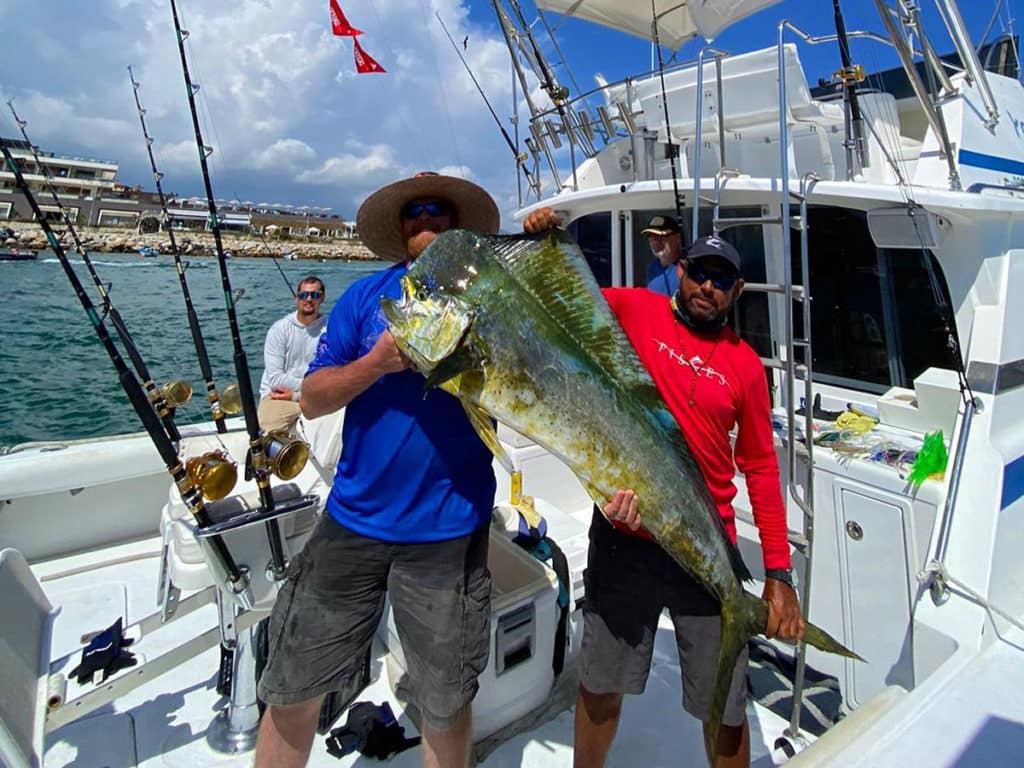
[517,9,972,197]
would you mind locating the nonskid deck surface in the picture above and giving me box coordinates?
[37,537,794,768]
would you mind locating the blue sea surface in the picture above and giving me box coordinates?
[0,252,386,447]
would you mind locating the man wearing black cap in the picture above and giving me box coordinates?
[525,207,801,768]
[642,214,683,296]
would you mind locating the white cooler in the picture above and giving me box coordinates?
[379,527,560,741]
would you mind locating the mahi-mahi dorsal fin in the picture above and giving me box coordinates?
[483,230,658,392]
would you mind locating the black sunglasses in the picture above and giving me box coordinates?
[402,201,449,220]
[297,290,322,301]
[685,264,739,291]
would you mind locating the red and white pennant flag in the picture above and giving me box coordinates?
[330,0,362,36]
[353,37,386,74]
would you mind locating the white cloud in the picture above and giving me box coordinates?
[1,0,545,228]
[249,139,317,171]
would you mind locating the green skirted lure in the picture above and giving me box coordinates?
[909,430,949,487]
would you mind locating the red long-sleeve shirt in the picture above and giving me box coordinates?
[603,288,791,570]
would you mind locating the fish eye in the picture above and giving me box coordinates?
[416,289,428,301]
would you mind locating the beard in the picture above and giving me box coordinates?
[407,230,437,259]
[651,244,674,266]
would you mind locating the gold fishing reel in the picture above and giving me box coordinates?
[186,450,238,500]
[219,382,244,415]
[262,430,310,481]
[160,379,194,408]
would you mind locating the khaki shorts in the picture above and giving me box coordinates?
[257,515,491,728]
[579,511,749,727]
[257,396,302,433]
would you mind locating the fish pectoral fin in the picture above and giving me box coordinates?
[425,347,482,390]
[461,402,514,475]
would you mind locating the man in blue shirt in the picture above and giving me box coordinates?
[643,214,683,296]
[255,173,500,768]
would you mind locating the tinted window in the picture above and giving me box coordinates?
[793,207,959,391]
[568,212,612,287]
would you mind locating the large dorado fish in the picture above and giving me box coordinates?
[381,228,858,760]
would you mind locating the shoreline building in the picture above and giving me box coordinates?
[0,137,356,237]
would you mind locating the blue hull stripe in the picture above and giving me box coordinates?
[1001,454,1024,509]
[959,149,1024,177]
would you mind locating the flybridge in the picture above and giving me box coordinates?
[496,0,1019,200]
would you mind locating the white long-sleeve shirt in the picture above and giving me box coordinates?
[258,311,327,400]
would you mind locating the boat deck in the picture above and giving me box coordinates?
[36,535,797,767]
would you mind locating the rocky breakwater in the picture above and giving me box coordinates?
[10,225,378,261]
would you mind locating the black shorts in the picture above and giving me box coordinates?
[257,515,491,728]
[579,510,749,727]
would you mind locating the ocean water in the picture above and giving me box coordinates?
[0,252,388,447]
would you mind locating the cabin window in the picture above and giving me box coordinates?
[628,207,772,359]
[567,212,612,287]
[792,207,959,393]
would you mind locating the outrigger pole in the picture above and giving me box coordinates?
[0,141,249,594]
[168,0,288,577]
[435,12,540,200]
[127,67,229,434]
[6,101,185,442]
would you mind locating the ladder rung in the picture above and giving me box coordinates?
[715,216,782,228]
[760,357,808,378]
[742,282,805,297]
[788,531,809,550]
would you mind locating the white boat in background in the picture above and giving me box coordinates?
[3,1,1024,766]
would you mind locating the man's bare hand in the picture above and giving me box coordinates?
[269,386,295,401]
[603,489,641,531]
[367,330,411,375]
[523,207,563,235]
[762,578,805,642]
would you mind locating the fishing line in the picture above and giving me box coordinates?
[436,11,540,195]
[128,66,229,433]
[416,0,466,176]
[5,100,183,442]
[651,0,686,229]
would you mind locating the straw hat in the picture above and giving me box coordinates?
[356,172,500,261]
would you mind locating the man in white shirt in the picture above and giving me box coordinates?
[257,276,327,433]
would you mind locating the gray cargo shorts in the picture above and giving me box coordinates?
[579,510,748,727]
[257,514,491,729]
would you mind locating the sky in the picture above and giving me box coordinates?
[0,1,1014,229]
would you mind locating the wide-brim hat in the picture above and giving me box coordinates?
[356,172,500,261]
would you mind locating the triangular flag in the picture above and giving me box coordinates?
[330,0,362,36]
[354,38,386,74]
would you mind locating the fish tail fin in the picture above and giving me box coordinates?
[804,619,863,660]
[707,591,862,764]
[706,592,758,766]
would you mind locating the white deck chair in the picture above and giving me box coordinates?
[0,548,59,768]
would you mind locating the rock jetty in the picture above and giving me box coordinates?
[6,224,377,261]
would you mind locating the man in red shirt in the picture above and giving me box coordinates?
[524,208,803,767]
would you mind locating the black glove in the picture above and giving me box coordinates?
[69,617,137,684]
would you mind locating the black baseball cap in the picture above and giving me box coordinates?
[687,234,742,274]
[641,215,680,236]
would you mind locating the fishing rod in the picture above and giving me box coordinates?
[169,0,300,578]
[1,140,249,595]
[6,101,186,442]
[435,11,540,197]
[649,2,686,229]
[127,66,233,434]
[505,0,579,187]
[832,0,868,176]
